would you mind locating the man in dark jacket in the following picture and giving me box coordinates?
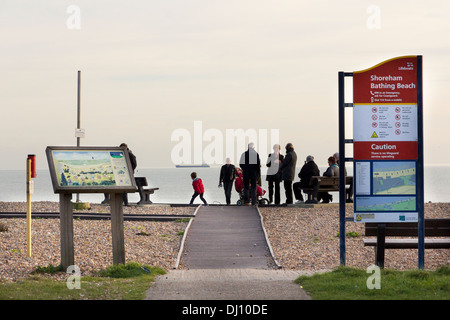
[279,143,297,204]
[219,157,236,205]
[239,143,261,205]
[293,155,320,203]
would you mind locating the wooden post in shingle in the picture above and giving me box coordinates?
[110,193,125,265]
[60,193,74,270]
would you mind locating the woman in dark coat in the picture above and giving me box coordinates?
[279,143,297,204]
[266,144,284,204]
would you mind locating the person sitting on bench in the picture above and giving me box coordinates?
[317,156,339,203]
[293,155,320,204]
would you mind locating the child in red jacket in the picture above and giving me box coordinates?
[189,172,208,205]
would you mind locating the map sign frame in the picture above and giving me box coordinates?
[46,146,137,194]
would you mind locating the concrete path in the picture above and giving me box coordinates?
[145,205,311,300]
[145,269,311,300]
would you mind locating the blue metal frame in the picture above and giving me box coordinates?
[338,71,353,266]
[416,56,425,269]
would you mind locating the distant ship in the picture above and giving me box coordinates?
[175,163,210,168]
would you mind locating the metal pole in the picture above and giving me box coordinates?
[416,56,425,269]
[77,70,81,148]
[76,70,81,203]
[338,71,346,266]
[26,158,32,257]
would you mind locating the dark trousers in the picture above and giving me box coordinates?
[268,180,281,204]
[243,176,257,205]
[190,192,207,205]
[223,181,233,205]
[284,180,293,204]
[293,182,305,201]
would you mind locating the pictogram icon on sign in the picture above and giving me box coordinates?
[372,107,378,113]
[372,114,378,120]
[395,122,401,128]
[371,131,379,138]
[395,129,401,135]
[372,122,378,128]
[395,114,401,120]
[395,107,401,113]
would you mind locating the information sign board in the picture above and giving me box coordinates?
[352,56,422,223]
[46,146,137,194]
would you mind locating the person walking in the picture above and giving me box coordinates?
[219,157,236,205]
[239,142,261,206]
[279,143,297,204]
[266,144,284,204]
[189,172,208,205]
[293,155,320,203]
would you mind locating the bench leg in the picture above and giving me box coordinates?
[304,191,318,204]
[137,192,153,205]
[375,224,386,269]
[144,193,152,204]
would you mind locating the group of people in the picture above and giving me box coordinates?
[110,142,341,206]
[213,144,342,206]
[268,148,342,205]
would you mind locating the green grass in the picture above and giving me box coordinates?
[0,262,166,300]
[296,265,450,300]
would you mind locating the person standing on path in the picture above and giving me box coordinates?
[239,142,261,206]
[279,143,297,204]
[266,144,284,205]
[219,157,236,205]
[189,172,208,205]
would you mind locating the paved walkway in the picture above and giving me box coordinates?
[145,205,311,300]
[145,269,310,300]
[181,205,275,269]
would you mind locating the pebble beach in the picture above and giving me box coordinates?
[0,201,449,281]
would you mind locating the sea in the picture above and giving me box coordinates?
[0,166,449,205]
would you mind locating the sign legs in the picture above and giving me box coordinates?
[59,192,126,270]
[110,193,125,265]
[60,193,74,270]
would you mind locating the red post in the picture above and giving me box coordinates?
[28,154,36,178]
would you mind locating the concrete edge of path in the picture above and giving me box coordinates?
[255,206,282,269]
[174,204,202,269]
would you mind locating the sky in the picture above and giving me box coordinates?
[1,0,450,170]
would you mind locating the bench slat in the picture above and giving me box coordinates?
[365,219,450,237]
[363,238,450,249]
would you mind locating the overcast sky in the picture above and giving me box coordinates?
[1,0,449,170]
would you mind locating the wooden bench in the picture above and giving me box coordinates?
[301,176,353,204]
[363,219,450,268]
[134,177,159,205]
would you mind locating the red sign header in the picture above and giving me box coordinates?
[353,56,418,104]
